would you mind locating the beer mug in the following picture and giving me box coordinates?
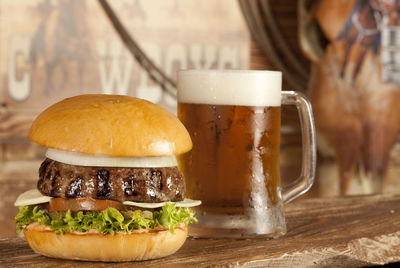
[177,70,316,238]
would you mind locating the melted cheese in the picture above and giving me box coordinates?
[14,189,51,207]
[14,189,201,208]
[123,199,201,208]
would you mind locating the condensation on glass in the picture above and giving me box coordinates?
[177,70,316,238]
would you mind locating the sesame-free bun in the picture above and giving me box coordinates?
[24,224,188,261]
[29,95,192,157]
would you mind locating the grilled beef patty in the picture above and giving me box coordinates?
[38,158,186,203]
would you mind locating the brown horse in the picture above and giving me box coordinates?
[302,0,400,194]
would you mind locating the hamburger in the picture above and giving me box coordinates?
[14,94,200,261]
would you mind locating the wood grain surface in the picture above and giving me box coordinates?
[1,195,400,267]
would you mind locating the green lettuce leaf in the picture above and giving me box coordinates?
[15,205,51,234]
[154,203,197,233]
[15,203,197,235]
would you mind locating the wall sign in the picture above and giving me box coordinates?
[0,0,249,138]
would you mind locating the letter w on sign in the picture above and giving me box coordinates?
[97,39,133,95]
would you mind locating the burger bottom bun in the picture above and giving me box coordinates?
[24,224,187,262]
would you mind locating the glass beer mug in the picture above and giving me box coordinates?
[177,70,316,238]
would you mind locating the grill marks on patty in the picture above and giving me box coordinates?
[38,158,186,203]
[96,169,111,199]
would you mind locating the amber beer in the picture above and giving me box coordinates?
[177,70,285,237]
[178,103,281,207]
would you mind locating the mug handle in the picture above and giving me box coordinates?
[281,91,316,204]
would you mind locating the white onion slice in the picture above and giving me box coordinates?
[123,199,202,208]
[14,189,51,207]
[46,148,178,167]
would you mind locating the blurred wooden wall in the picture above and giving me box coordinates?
[249,0,400,198]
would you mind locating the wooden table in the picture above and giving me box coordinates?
[1,194,400,267]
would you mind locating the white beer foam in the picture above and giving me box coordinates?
[178,70,282,107]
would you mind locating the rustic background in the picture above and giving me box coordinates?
[0,0,250,238]
[0,0,399,239]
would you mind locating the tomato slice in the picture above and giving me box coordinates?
[48,198,125,212]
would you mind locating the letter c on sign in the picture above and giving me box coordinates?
[8,35,31,101]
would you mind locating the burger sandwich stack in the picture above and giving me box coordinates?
[14,94,200,261]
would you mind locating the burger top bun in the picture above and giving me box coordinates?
[29,94,192,157]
